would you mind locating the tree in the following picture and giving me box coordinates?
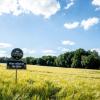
[37,58,45,65]
[55,52,74,67]
[81,55,100,69]
[41,56,56,66]
[0,48,100,69]
[55,54,65,67]
[25,57,37,65]
[63,52,74,67]
[71,48,86,68]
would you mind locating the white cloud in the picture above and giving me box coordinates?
[42,50,54,53]
[0,0,60,18]
[0,0,22,16]
[64,17,99,30]
[22,48,36,54]
[42,49,56,56]
[64,0,75,10]
[81,17,99,30]
[95,7,100,10]
[0,50,7,57]
[62,40,75,45]
[91,48,100,55]
[61,48,70,52]
[58,47,70,52]
[92,0,100,10]
[64,22,79,29]
[0,43,12,48]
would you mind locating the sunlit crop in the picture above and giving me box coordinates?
[0,64,100,100]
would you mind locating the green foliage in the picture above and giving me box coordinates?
[41,56,56,66]
[37,58,46,65]
[25,57,37,65]
[0,48,100,69]
[34,49,100,69]
[81,55,100,69]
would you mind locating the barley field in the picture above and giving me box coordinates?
[0,64,100,100]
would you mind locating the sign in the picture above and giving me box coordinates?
[7,60,26,69]
[7,48,26,83]
[11,48,23,60]
[7,48,26,69]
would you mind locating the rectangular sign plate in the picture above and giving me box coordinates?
[7,60,26,69]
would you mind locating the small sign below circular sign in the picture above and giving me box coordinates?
[11,48,23,60]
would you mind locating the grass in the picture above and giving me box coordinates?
[0,64,100,100]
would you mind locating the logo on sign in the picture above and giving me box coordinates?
[11,48,23,60]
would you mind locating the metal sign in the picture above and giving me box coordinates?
[7,48,26,83]
[7,60,26,69]
[7,48,26,69]
[11,48,23,60]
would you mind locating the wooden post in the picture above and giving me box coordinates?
[15,65,18,84]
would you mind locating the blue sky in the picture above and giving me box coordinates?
[0,0,100,57]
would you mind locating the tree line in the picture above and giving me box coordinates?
[0,48,100,69]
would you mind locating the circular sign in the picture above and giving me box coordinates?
[11,48,23,60]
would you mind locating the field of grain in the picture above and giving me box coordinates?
[0,64,100,100]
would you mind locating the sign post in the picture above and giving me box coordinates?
[7,48,26,83]
[15,65,17,84]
